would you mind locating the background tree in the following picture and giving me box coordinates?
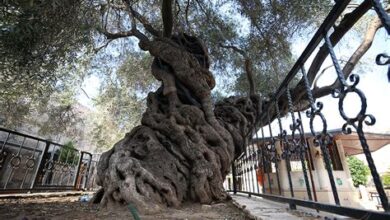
[0,0,95,94]
[347,156,370,187]
[58,141,80,164]
[382,168,390,188]
[89,53,157,151]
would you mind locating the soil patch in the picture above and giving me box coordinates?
[0,196,250,219]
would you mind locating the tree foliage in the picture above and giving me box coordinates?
[1,0,333,98]
[382,167,390,188]
[87,53,157,151]
[1,0,385,151]
[347,156,370,187]
[0,0,95,135]
[0,0,95,80]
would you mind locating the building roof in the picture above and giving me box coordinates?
[333,131,390,156]
[251,129,390,155]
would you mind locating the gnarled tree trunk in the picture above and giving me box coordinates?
[93,34,261,213]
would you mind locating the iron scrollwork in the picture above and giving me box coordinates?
[274,100,295,199]
[324,33,390,211]
[301,63,340,205]
[286,88,313,200]
[376,53,390,82]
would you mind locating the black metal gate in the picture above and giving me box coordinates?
[0,127,96,193]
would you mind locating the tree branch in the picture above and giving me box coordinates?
[312,60,348,89]
[287,0,373,105]
[130,6,162,37]
[306,0,372,84]
[162,0,174,37]
[120,0,162,37]
[185,0,191,28]
[219,43,255,97]
[99,29,135,39]
[219,44,245,57]
[94,39,114,53]
[98,28,149,43]
[313,15,383,98]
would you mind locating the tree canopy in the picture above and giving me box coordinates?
[0,0,333,143]
[1,0,387,150]
[1,0,332,94]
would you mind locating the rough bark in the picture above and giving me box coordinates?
[93,33,261,213]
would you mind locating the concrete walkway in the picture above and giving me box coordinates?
[231,194,354,220]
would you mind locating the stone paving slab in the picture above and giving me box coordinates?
[231,194,354,220]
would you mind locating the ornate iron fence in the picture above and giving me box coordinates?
[84,154,101,191]
[0,127,97,193]
[226,0,390,219]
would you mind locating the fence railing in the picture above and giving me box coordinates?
[0,127,98,193]
[226,0,390,219]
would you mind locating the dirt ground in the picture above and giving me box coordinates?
[0,196,250,220]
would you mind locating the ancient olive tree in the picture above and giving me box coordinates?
[2,0,387,214]
[87,0,335,212]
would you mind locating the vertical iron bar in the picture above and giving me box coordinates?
[275,101,295,198]
[260,126,267,194]
[83,152,93,189]
[60,147,71,186]
[0,132,10,152]
[242,152,249,193]
[4,137,26,189]
[32,141,50,189]
[232,162,237,194]
[296,111,313,201]
[287,88,313,201]
[245,139,253,194]
[245,145,251,194]
[252,129,260,194]
[239,160,243,192]
[249,130,257,193]
[275,100,296,210]
[0,132,10,178]
[301,64,340,205]
[267,113,282,195]
[73,151,83,189]
[51,145,62,186]
[43,144,56,185]
[20,140,40,189]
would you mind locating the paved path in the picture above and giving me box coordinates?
[231,194,353,220]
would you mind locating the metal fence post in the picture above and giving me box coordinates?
[82,152,93,190]
[31,141,50,189]
[232,162,237,194]
[73,151,84,189]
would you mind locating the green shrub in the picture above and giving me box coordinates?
[347,156,370,187]
[382,170,390,188]
[58,141,79,164]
